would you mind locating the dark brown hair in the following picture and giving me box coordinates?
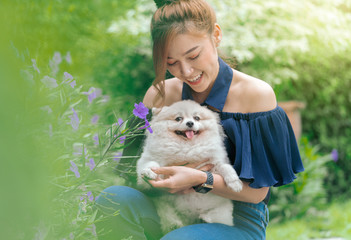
[150,0,217,106]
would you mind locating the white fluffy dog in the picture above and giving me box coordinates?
[136,100,242,233]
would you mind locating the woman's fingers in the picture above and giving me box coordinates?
[149,178,172,188]
[151,166,174,175]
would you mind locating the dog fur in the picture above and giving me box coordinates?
[136,100,242,233]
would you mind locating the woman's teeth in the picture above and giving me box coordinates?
[187,72,202,82]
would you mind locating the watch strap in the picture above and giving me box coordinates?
[192,171,214,194]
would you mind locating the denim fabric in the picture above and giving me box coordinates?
[95,186,269,240]
[95,186,163,240]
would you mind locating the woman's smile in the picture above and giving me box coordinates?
[166,32,219,93]
[186,72,203,85]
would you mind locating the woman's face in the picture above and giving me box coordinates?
[166,31,219,93]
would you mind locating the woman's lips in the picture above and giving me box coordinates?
[186,72,203,85]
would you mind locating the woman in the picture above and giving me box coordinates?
[96,0,304,239]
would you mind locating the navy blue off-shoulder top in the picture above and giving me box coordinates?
[182,57,304,189]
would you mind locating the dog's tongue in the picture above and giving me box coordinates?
[185,130,194,139]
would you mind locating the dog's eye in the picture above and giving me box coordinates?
[194,116,200,121]
[175,117,183,122]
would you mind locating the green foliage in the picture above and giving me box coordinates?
[2,0,147,111]
[267,200,351,240]
[0,44,150,239]
[278,49,351,200]
[90,2,156,106]
[269,137,336,222]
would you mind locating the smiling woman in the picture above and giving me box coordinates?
[96,0,304,239]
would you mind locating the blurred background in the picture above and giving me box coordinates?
[1,0,350,239]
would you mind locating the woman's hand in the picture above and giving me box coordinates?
[148,162,213,194]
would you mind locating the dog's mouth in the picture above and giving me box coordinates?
[175,130,199,140]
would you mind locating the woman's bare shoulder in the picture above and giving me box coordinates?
[224,70,277,113]
[143,78,183,108]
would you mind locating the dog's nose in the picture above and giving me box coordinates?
[186,121,194,128]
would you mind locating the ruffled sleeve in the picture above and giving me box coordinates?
[220,106,304,188]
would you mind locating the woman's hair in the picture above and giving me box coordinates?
[150,0,217,106]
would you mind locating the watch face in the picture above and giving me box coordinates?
[198,188,210,194]
[196,185,213,194]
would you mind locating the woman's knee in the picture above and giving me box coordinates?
[95,185,158,220]
[96,186,141,212]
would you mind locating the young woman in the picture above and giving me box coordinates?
[96,0,304,239]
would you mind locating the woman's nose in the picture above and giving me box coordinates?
[180,62,193,77]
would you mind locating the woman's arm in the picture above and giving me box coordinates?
[149,166,269,204]
[211,173,269,204]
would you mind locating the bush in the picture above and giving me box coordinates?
[0,46,154,239]
[277,50,351,200]
[269,137,337,222]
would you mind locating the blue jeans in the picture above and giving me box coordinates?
[95,186,269,240]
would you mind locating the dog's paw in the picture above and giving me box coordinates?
[226,178,243,192]
[140,168,158,180]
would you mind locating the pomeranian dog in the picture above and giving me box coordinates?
[136,100,242,233]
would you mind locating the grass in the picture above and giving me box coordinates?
[267,200,351,240]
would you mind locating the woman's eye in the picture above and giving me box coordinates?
[167,61,177,66]
[175,117,183,122]
[189,54,200,60]
[194,116,200,121]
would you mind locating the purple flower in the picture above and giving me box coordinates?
[70,80,76,88]
[64,72,73,81]
[113,118,124,128]
[91,115,99,124]
[118,118,124,126]
[93,134,99,145]
[73,143,86,156]
[86,191,94,202]
[48,124,53,138]
[119,136,126,144]
[49,52,62,76]
[65,51,72,64]
[31,59,40,74]
[41,76,58,88]
[49,60,59,76]
[69,108,79,131]
[146,120,153,133]
[133,103,152,133]
[53,51,62,64]
[86,158,95,171]
[133,102,149,119]
[85,224,97,237]
[331,149,338,162]
[69,161,80,178]
[113,152,122,162]
[139,119,153,133]
[82,87,102,103]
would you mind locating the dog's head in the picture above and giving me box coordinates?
[150,100,222,141]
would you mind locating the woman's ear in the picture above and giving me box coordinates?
[213,23,222,47]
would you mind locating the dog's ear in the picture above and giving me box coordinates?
[152,107,165,115]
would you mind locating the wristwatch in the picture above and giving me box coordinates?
[192,171,214,194]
